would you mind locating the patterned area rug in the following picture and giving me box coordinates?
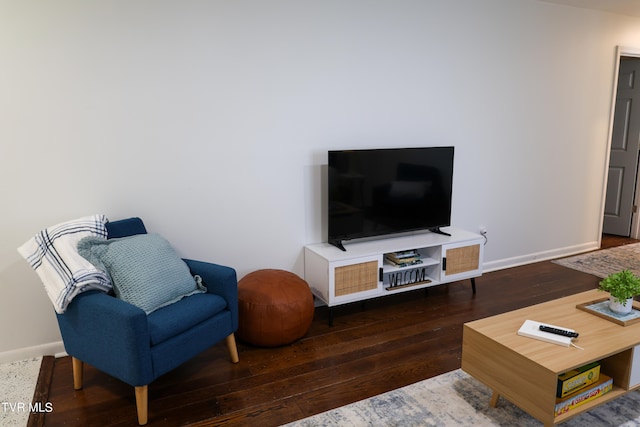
[552,243,640,278]
[285,369,640,426]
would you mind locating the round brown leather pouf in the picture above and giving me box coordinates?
[237,269,314,347]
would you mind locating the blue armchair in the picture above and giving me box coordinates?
[55,217,239,425]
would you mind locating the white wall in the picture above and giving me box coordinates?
[2,0,640,362]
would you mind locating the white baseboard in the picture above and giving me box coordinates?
[0,341,65,365]
[482,241,599,273]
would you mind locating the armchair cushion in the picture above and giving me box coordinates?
[147,293,228,345]
[78,233,206,314]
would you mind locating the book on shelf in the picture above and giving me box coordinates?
[384,256,423,267]
[390,249,419,259]
[557,362,601,398]
[517,320,575,347]
[385,250,422,267]
[554,374,613,416]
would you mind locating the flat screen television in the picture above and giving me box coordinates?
[328,147,454,250]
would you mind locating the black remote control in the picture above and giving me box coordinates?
[539,325,579,338]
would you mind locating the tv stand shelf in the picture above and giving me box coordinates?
[304,227,484,323]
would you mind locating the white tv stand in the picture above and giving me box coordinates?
[304,227,484,325]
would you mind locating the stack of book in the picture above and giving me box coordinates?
[557,362,601,398]
[385,250,422,267]
[554,362,612,416]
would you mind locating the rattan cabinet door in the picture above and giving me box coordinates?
[330,255,383,304]
[441,241,483,281]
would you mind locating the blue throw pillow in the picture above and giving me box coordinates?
[78,233,206,314]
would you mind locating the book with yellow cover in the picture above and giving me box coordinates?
[554,374,613,417]
[557,362,600,398]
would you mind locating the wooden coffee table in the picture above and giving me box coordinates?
[462,289,640,426]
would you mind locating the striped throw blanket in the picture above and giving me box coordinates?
[17,214,112,314]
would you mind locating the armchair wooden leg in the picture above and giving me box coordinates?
[72,357,83,390]
[225,333,240,363]
[135,385,148,425]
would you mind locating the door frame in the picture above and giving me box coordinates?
[602,46,640,240]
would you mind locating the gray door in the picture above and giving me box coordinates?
[604,58,640,236]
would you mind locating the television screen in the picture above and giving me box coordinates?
[328,147,454,249]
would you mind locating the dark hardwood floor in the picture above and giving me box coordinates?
[33,235,639,427]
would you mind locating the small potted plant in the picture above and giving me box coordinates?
[598,270,640,314]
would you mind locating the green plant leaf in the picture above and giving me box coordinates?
[598,270,640,304]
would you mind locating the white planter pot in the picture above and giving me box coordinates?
[609,296,634,314]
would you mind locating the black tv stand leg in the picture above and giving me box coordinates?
[330,240,347,252]
[471,277,476,294]
[328,307,334,326]
[429,227,452,237]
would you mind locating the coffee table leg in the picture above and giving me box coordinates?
[490,390,500,407]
